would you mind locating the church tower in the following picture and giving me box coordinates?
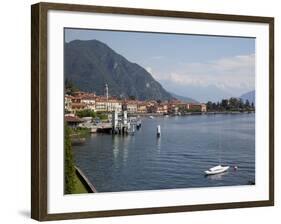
[104,83,109,100]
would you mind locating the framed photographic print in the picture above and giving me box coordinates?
[31,2,274,221]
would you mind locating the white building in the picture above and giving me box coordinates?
[81,94,96,111]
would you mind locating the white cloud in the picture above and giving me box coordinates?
[145,66,152,74]
[150,54,255,95]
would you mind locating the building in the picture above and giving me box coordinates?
[68,95,86,113]
[137,102,147,113]
[95,96,122,113]
[65,114,83,128]
[71,102,87,113]
[65,95,73,112]
[108,98,122,113]
[71,95,82,104]
[146,100,158,113]
[200,104,207,112]
[95,96,108,112]
[72,91,88,97]
[189,103,207,112]
[156,103,168,114]
[167,100,181,114]
[64,88,207,115]
[81,94,96,111]
[122,100,138,114]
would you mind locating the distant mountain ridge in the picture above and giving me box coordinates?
[240,90,255,105]
[170,93,198,103]
[64,39,175,101]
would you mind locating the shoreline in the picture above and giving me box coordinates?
[128,111,255,117]
[75,166,97,193]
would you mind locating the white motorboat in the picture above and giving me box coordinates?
[204,165,229,175]
[149,116,154,119]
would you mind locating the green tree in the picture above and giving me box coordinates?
[206,101,213,111]
[221,99,228,110]
[229,97,239,110]
[216,102,221,110]
[251,102,255,109]
[96,112,108,120]
[238,98,244,110]
[76,109,97,118]
[129,95,136,100]
[245,99,250,108]
[65,78,79,95]
[64,124,76,194]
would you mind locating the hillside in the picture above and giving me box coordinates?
[170,93,198,103]
[64,39,174,101]
[240,90,255,105]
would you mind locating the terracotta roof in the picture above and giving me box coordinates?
[95,98,108,102]
[65,95,74,99]
[123,100,138,104]
[81,95,96,100]
[65,115,82,123]
[71,103,86,107]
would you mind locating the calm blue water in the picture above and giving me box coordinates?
[73,113,255,192]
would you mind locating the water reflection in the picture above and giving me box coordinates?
[112,135,131,165]
[122,135,130,163]
[156,137,161,152]
[112,135,120,160]
[205,171,228,180]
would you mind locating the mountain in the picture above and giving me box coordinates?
[64,39,174,101]
[170,93,198,103]
[240,90,255,105]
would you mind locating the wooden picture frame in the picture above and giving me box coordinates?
[31,2,274,221]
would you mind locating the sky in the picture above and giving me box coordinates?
[65,28,255,102]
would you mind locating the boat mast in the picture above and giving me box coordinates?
[218,117,222,165]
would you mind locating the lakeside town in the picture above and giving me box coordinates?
[65,84,207,115]
[65,84,208,135]
[65,84,255,130]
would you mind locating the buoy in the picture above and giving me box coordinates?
[157,125,161,137]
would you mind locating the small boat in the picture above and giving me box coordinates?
[126,122,135,135]
[204,165,229,175]
[149,116,154,119]
[136,119,142,129]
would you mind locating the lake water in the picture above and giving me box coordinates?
[73,113,255,192]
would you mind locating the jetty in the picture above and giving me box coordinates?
[77,110,142,135]
[111,111,141,135]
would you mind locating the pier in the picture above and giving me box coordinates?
[111,111,141,135]
[77,110,142,135]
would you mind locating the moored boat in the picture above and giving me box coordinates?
[204,165,229,175]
